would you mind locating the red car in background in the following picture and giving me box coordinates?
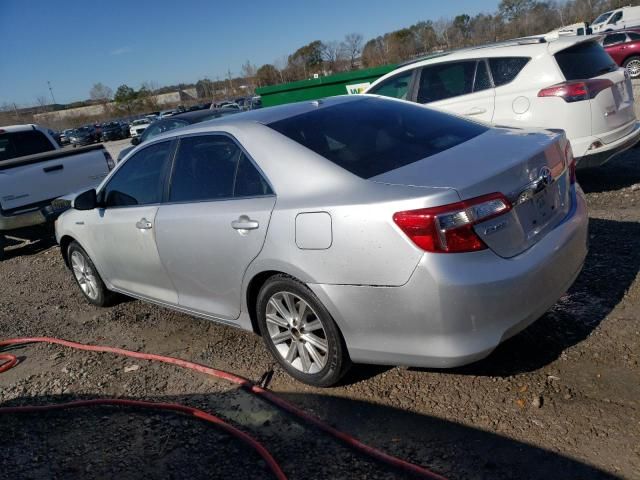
[602,30,640,78]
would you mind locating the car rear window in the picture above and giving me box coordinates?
[267,98,488,179]
[0,130,56,162]
[555,41,617,80]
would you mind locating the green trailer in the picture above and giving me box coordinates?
[256,65,397,107]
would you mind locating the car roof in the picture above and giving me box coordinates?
[170,109,233,123]
[0,124,41,133]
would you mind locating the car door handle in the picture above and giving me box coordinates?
[135,218,153,230]
[465,107,487,116]
[231,216,259,231]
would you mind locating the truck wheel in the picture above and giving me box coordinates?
[67,241,114,307]
[624,56,640,79]
[256,274,351,387]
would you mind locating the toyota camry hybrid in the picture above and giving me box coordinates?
[55,95,588,386]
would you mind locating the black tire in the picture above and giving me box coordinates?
[623,56,640,79]
[0,234,6,261]
[256,275,351,387]
[67,241,114,307]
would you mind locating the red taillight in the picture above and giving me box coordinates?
[564,142,576,184]
[538,78,614,102]
[393,193,512,253]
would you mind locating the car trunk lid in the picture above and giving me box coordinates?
[371,128,572,258]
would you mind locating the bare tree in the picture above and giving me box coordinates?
[321,41,345,73]
[89,82,113,103]
[340,33,363,70]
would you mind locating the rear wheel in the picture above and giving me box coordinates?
[256,275,351,387]
[624,56,640,78]
[67,241,114,307]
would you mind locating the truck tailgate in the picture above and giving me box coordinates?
[0,146,110,211]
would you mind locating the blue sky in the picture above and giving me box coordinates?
[0,0,498,106]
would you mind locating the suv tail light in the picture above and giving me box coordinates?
[103,150,115,171]
[393,193,512,253]
[538,79,613,102]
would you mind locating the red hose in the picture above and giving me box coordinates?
[0,337,448,480]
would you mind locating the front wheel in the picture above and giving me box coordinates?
[256,275,351,387]
[624,56,640,79]
[67,241,114,307]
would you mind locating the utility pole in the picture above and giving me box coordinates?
[47,81,56,105]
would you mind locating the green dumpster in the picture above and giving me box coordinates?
[256,65,397,107]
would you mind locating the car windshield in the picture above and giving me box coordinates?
[267,98,487,179]
[76,127,91,133]
[132,119,149,125]
[139,119,189,142]
[593,11,612,24]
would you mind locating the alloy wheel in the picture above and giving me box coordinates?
[71,251,99,300]
[265,291,328,374]
[627,59,640,78]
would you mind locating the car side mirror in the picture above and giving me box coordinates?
[73,189,97,210]
[131,137,140,146]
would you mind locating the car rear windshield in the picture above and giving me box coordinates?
[555,41,617,80]
[267,98,488,179]
[0,130,56,162]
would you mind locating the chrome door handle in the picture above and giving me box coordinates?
[231,215,259,231]
[465,107,487,116]
[136,218,153,230]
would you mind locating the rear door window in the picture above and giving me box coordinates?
[267,97,488,179]
[416,61,476,103]
[0,130,56,161]
[474,61,492,91]
[603,33,626,46]
[555,41,617,80]
[628,32,640,41]
[488,57,530,86]
[368,70,414,100]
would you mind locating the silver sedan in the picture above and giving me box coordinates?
[55,95,588,386]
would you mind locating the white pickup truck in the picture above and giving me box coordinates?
[0,124,115,259]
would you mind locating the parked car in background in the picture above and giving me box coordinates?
[119,121,130,138]
[60,129,74,145]
[601,30,640,78]
[69,126,99,147]
[56,95,587,386]
[100,122,126,142]
[0,124,114,259]
[366,35,640,169]
[591,6,640,33]
[129,119,151,138]
[117,108,240,162]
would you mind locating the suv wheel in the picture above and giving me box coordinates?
[624,56,640,79]
[256,275,351,387]
[68,241,114,307]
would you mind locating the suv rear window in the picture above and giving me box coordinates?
[555,41,617,80]
[267,98,487,179]
[0,130,56,162]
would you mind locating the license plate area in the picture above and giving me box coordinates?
[518,181,562,239]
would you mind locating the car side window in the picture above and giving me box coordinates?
[169,135,271,202]
[628,32,640,41]
[102,141,172,207]
[604,33,626,46]
[608,11,623,24]
[488,57,530,87]
[368,70,413,100]
[416,61,476,103]
[473,61,492,92]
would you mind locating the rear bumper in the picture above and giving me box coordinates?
[309,188,589,368]
[0,201,70,233]
[575,121,640,169]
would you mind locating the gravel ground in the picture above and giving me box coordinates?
[0,142,639,480]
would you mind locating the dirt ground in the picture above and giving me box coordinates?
[0,143,639,480]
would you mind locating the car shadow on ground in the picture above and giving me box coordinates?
[399,216,639,379]
[577,149,640,193]
[0,390,620,480]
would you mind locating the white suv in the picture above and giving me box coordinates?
[365,36,640,169]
